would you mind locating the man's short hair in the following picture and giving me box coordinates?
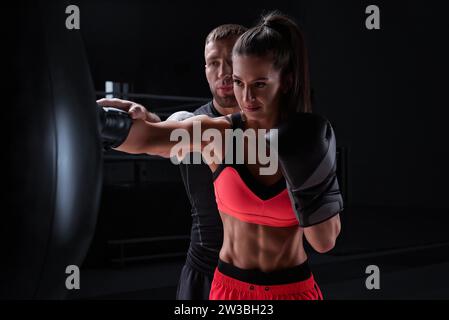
[205,24,248,45]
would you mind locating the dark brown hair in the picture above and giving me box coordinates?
[205,24,248,45]
[232,11,312,116]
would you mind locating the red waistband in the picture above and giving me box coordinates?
[212,267,316,295]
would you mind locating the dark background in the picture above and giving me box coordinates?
[62,0,449,299]
[79,0,449,208]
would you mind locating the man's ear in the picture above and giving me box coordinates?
[282,73,293,93]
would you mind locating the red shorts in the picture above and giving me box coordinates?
[209,261,323,300]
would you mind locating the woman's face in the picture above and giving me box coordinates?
[232,54,284,122]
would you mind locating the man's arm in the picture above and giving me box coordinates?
[97,98,231,162]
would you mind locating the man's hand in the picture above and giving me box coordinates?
[96,98,161,122]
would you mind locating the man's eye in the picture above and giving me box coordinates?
[209,61,219,67]
[233,79,243,86]
[255,82,266,88]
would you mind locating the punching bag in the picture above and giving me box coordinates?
[3,0,102,298]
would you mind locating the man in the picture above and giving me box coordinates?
[97,24,247,299]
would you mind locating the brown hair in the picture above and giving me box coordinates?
[232,11,312,116]
[205,24,248,45]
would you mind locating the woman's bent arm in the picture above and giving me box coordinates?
[303,214,341,253]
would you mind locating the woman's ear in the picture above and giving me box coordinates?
[282,73,293,94]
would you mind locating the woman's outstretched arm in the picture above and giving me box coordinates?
[114,115,231,159]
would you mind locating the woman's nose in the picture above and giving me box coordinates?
[243,87,255,102]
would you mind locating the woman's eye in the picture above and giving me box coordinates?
[255,82,266,88]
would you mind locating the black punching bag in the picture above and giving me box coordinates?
[2,0,102,298]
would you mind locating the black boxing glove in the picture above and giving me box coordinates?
[97,106,133,150]
[266,113,343,227]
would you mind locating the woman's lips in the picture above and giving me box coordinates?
[243,105,261,112]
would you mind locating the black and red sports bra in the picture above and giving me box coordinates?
[212,113,299,227]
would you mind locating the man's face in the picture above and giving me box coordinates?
[205,38,238,109]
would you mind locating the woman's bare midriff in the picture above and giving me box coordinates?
[219,211,308,272]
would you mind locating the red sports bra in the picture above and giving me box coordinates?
[212,112,299,227]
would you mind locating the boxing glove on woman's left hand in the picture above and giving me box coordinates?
[266,113,344,227]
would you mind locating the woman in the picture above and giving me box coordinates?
[109,12,342,300]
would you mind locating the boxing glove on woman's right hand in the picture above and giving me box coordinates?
[97,106,133,151]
